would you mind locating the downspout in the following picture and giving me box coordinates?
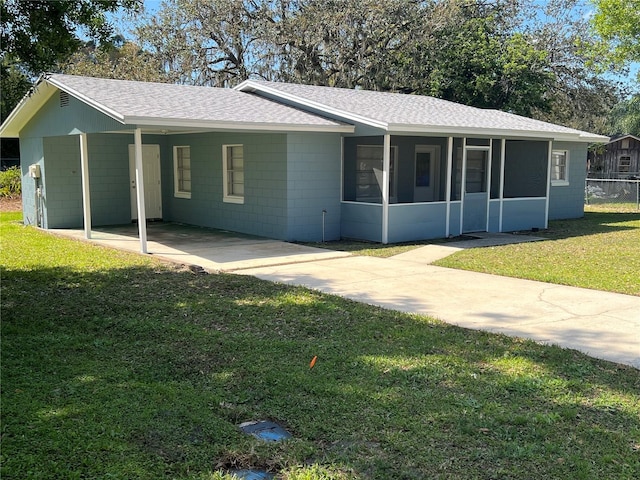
[499,138,506,232]
[544,140,552,229]
[79,133,92,239]
[134,128,148,253]
[382,133,391,244]
[445,136,453,237]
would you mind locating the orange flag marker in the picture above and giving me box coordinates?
[309,355,318,369]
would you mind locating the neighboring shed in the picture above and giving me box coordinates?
[0,74,608,251]
[588,134,640,179]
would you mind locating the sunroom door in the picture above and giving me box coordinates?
[463,148,489,233]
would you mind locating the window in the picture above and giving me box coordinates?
[465,149,489,193]
[619,156,631,173]
[355,145,397,203]
[223,144,244,203]
[621,138,630,149]
[173,146,191,198]
[551,150,569,185]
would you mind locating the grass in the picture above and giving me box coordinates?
[2,210,640,479]
[435,205,640,296]
[307,205,640,296]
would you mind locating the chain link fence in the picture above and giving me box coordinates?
[585,178,640,209]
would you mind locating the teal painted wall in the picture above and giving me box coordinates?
[387,203,447,242]
[41,136,82,228]
[19,137,43,226]
[87,133,166,226]
[501,199,546,231]
[488,200,500,232]
[286,132,342,241]
[548,141,588,220]
[20,90,126,139]
[340,202,382,241]
[162,132,289,239]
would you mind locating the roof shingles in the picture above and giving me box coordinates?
[240,80,607,140]
[47,74,346,128]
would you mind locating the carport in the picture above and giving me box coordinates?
[51,222,350,272]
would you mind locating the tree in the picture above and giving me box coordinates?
[1,0,143,75]
[589,0,640,78]
[1,62,31,121]
[136,0,276,86]
[522,0,623,131]
[608,95,640,135]
[1,0,142,121]
[62,39,170,83]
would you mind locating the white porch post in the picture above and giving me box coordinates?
[445,136,453,237]
[134,128,148,254]
[499,138,506,232]
[544,140,553,229]
[382,133,391,244]
[459,138,468,235]
[79,133,91,239]
[486,139,493,232]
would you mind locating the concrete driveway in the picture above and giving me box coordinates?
[53,223,640,368]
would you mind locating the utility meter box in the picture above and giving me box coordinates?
[29,164,41,178]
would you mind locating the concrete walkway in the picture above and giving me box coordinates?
[239,251,640,369]
[51,224,640,368]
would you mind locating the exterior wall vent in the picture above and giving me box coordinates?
[59,91,70,108]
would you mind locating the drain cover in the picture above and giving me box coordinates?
[229,470,275,480]
[238,420,292,442]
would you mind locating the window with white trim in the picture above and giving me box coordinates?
[223,144,244,203]
[551,150,569,185]
[173,146,191,198]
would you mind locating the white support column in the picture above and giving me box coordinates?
[499,138,506,232]
[459,138,467,235]
[445,136,453,237]
[486,139,493,232]
[382,133,391,244]
[544,140,553,228]
[79,133,92,239]
[134,128,148,254]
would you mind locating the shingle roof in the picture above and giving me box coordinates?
[0,74,352,137]
[237,80,609,142]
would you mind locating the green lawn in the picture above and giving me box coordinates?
[435,206,640,296]
[2,211,639,479]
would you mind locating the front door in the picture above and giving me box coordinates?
[462,148,489,233]
[128,144,162,221]
[414,145,440,202]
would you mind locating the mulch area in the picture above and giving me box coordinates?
[0,197,22,212]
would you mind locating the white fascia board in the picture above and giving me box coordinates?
[388,123,608,143]
[236,80,388,130]
[0,80,58,137]
[46,76,125,124]
[126,116,354,133]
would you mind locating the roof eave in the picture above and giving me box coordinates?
[387,124,609,142]
[126,116,355,133]
[0,77,57,138]
[236,80,387,130]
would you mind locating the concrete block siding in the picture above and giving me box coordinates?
[549,142,588,220]
[286,133,342,242]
